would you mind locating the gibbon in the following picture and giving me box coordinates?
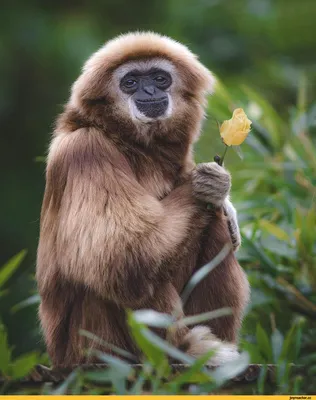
[36,32,250,367]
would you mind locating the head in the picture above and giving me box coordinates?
[114,58,174,122]
[67,32,215,141]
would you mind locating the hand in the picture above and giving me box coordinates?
[192,162,231,206]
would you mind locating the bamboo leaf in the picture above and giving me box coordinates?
[133,309,175,328]
[181,244,231,305]
[271,329,284,363]
[0,250,27,289]
[259,220,291,241]
[256,324,272,362]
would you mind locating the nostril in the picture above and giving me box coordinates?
[143,85,155,95]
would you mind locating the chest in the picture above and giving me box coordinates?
[123,145,187,199]
[136,151,181,199]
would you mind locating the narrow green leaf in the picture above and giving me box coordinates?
[271,329,284,363]
[79,329,137,361]
[0,250,27,288]
[128,371,146,394]
[0,289,9,298]
[280,322,302,363]
[242,235,277,276]
[181,308,232,326]
[211,351,249,384]
[0,325,11,374]
[167,349,215,389]
[34,156,46,163]
[232,145,244,160]
[84,370,112,383]
[52,371,78,394]
[140,327,194,365]
[241,342,263,363]
[91,350,133,378]
[133,309,175,328]
[11,294,40,314]
[259,220,290,242]
[85,366,131,394]
[257,364,268,394]
[181,244,231,305]
[297,71,307,115]
[256,324,272,362]
[11,352,38,379]
[293,375,303,394]
[128,312,167,367]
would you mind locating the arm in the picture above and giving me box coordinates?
[223,198,241,251]
[36,128,196,308]
[191,162,241,251]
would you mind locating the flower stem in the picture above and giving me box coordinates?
[219,145,228,166]
[214,145,229,166]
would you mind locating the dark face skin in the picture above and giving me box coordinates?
[120,68,172,119]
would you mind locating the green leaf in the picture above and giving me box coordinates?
[79,329,137,361]
[242,235,277,277]
[242,85,286,149]
[52,371,78,394]
[259,220,290,241]
[128,311,167,367]
[271,329,284,363]
[0,250,27,289]
[232,145,244,160]
[133,309,175,328]
[256,324,272,362]
[11,352,38,379]
[139,327,194,365]
[181,307,232,326]
[297,71,308,114]
[128,371,146,394]
[167,350,215,389]
[211,351,249,384]
[241,341,263,363]
[0,325,11,374]
[89,351,134,394]
[92,350,133,378]
[181,244,231,305]
[83,370,111,383]
[85,367,131,394]
[0,289,9,298]
[11,294,40,313]
[293,375,304,395]
[280,322,302,363]
[257,364,268,395]
[34,156,46,163]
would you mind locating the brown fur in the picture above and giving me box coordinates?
[36,32,249,367]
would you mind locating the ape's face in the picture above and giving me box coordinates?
[120,68,171,119]
[113,59,178,123]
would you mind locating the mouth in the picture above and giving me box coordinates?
[135,97,169,118]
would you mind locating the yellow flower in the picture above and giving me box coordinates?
[220,108,252,146]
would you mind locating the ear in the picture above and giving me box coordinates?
[199,67,216,95]
[206,70,217,95]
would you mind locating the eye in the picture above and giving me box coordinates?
[124,79,137,88]
[154,76,167,84]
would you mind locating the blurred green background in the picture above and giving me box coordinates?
[1,0,316,393]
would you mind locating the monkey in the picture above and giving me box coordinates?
[36,32,250,367]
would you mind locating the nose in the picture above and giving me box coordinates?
[143,85,155,95]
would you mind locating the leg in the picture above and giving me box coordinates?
[176,207,250,343]
[143,282,241,366]
[39,279,76,367]
[39,278,139,367]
